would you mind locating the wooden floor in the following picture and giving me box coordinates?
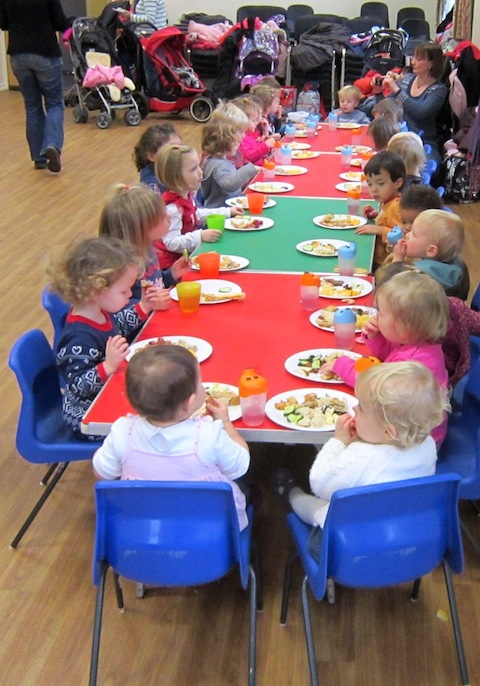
[1,89,480,686]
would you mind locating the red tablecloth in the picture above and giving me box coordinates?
[82,272,374,443]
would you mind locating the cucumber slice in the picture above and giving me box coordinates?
[218,286,232,293]
[303,244,313,252]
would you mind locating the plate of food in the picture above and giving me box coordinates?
[335,182,363,193]
[249,181,294,193]
[224,216,274,231]
[294,130,317,137]
[337,122,363,129]
[289,142,311,150]
[190,254,249,271]
[310,306,377,332]
[171,279,245,304]
[284,348,361,383]
[318,275,373,299]
[225,195,276,209]
[351,158,362,167]
[335,145,372,154]
[296,239,350,257]
[192,383,242,422]
[291,149,321,160]
[313,214,367,230]
[274,165,308,176]
[265,388,357,431]
[126,336,213,362]
[339,171,363,182]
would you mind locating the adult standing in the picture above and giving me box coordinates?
[382,43,448,163]
[0,0,73,172]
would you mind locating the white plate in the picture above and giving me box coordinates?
[337,122,362,129]
[289,142,311,150]
[190,254,249,271]
[225,195,276,209]
[294,130,317,137]
[351,158,362,167]
[249,182,294,193]
[335,144,372,154]
[313,214,367,230]
[224,216,274,231]
[274,165,308,176]
[319,275,373,299]
[126,336,213,362]
[284,348,361,384]
[309,306,377,332]
[339,171,363,182]
[265,388,357,432]
[171,279,243,305]
[335,182,363,193]
[292,150,321,159]
[296,238,350,257]
[193,383,242,422]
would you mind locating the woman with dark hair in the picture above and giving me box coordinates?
[383,43,448,162]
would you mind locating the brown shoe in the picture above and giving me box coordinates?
[44,146,61,173]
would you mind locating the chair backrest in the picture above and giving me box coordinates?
[236,5,287,24]
[360,2,389,27]
[298,475,463,600]
[41,287,69,351]
[286,4,313,36]
[93,481,252,589]
[396,6,425,28]
[401,18,430,40]
[347,16,382,34]
[293,13,348,41]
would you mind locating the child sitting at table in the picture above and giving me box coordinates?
[250,84,283,137]
[272,361,447,530]
[320,270,449,446]
[355,151,406,267]
[368,116,400,152]
[371,98,408,132]
[390,209,470,300]
[200,115,259,207]
[154,144,243,268]
[387,132,426,189]
[99,183,189,307]
[332,85,370,125]
[92,345,251,529]
[45,236,155,434]
[133,124,181,195]
[232,95,276,164]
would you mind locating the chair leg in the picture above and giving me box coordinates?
[10,462,69,549]
[40,463,59,486]
[280,550,298,625]
[460,519,480,557]
[248,565,257,686]
[251,541,263,612]
[442,561,469,686]
[411,578,421,601]
[113,572,125,610]
[89,562,109,686]
[301,576,319,686]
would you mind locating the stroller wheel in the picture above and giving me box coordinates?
[132,91,150,119]
[96,112,111,129]
[190,96,213,123]
[67,92,79,108]
[72,106,88,124]
[124,109,142,127]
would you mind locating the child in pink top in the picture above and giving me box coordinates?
[233,95,276,164]
[321,270,450,445]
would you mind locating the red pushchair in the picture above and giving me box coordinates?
[135,26,214,122]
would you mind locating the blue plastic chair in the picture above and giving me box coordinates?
[8,329,101,548]
[280,475,469,686]
[89,481,262,686]
[41,286,69,351]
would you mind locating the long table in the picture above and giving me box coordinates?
[81,272,374,444]
[196,196,375,273]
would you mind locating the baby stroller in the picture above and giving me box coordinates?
[69,17,145,128]
[362,29,407,75]
[133,26,214,122]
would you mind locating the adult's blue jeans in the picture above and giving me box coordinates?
[10,54,65,163]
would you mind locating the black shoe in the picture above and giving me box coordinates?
[44,146,61,173]
[34,158,48,170]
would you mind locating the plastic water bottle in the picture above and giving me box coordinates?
[386,226,404,252]
[338,243,357,277]
[273,140,282,164]
[300,272,320,311]
[327,111,338,130]
[239,368,267,427]
[284,123,296,142]
[340,145,353,170]
[334,308,356,350]
[306,118,316,138]
[280,144,292,165]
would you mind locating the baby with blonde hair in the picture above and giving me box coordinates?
[273,361,447,529]
[387,131,426,187]
[332,84,370,124]
[391,209,469,299]
[232,95,276,164]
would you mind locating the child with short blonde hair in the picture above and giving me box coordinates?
[392,209,469,299]
[46,236,155,433]
[274,361,447,528]
[233,95,276,164]
[132,124,181,194]
[154,144,242,268]
[387,131,426,187]
[333,84,370,124]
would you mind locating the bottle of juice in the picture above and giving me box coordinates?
[300,272,320,311]
[239,368,267,426]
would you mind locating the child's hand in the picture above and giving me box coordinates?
[319,359,337,376]
[391,239,407,262]
[201,229,222,243]
[230,206,244,217]
[265,137,276,149]
[171,255,190,280]
[363,205,378,220]
[206,396,230,422]
[271,132,282,141]
[355,224,382,235]
[142,287,172,311]
[104,335,128,375]
[258,117,269,135]
[362,314,379,339]
[335,413,357,445]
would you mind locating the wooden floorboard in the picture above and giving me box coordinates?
[1,89,480,685]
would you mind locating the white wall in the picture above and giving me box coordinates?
[165,0,438,34]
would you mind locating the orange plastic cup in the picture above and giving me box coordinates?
[196,251,220,279]
[176,281,201,313]
[247,193,265,215]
